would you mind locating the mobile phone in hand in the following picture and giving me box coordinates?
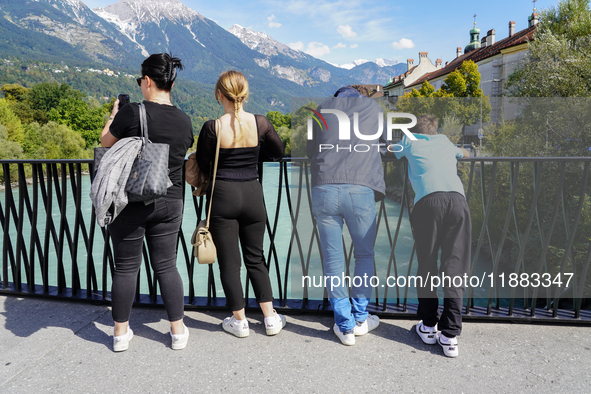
[117,94,130,110]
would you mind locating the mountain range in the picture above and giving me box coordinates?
[0,0,406,112]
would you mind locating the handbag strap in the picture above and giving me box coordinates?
[205,119,221,229]
[138,103,148,153]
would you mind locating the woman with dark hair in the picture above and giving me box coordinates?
[196,70,285,338]
[101,53,194,351]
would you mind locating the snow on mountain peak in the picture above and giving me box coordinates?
[374,58,398,67]
[60,0,84,8]
[39,0,85,9]
[229,24,305,59]
[335,59,369,70]
[38,0,92,25]
[332,58,398,69]
[94,0,203,27]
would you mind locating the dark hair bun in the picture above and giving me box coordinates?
[165,54,183,83]
[141,53,184,92]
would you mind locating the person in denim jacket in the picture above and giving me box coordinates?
[307,85,386,345]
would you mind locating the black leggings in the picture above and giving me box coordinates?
[209,180,274,311]
[109,198,185,323]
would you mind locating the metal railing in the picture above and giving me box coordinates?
[1,157,590,324]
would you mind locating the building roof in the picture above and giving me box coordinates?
[347,84,384,98]
[407,24,536,89]
[384,65,418,89]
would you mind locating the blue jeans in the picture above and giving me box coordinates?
[311,184,377,332]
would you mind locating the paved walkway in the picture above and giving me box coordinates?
[0,295,589,393]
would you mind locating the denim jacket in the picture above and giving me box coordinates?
[306,92,387,201]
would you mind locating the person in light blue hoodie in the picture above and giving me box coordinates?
[395,114,470,358]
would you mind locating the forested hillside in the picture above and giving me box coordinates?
[0,57,239,177]
[0,58,227,132]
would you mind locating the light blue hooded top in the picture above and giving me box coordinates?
[394,133,465,204]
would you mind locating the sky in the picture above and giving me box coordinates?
[83,0,556,66]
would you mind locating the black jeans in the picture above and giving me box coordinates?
[109,198,185,323]
[208,180,274,311]
[411,192,471,337]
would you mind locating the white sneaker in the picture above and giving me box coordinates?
[170,323,189,350]
[113,327,133,352]
[333,324,355,346]
[415,320,437,345]
[264,310,287,336]
[222,316,249,338]
[437,332,459,357]
[354,314,380,336]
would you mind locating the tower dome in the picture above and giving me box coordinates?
[464,22,481,54]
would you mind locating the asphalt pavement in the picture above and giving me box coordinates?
[1,295,589,393]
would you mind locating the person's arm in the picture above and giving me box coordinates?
[460,147,470,158]
[101,98,120,147]
[392,135,408,160]
[196,121,216,175]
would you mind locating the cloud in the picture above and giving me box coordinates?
[267,14,282,28]
[337,24,357,38]
[289,41,305,51]
[333,43,347,49]
[278,1,397,42]
[391,38,415,49]
[350,44,358,48]
[291,41,331,57]
[305,42,331,57]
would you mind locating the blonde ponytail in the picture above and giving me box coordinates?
[215,71,249,141]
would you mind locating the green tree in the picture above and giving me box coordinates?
[507,0,591,97]
[483,0,591,296]
[1,83,47,124]
[418,80,436,97]
[0,125,23,159]
[21,123,42,155]
[45,94,106,148]
[2,83,28,101]
[27,82,85,112]
[276,125,291,156]
[266,111,291,156]
[439,113,463,144]
[266,111,291,129]
[397,61,490,139]
[48,97,105,132]
[438,60,483,97]
[0,98,25,143]
[0,124,23,182]
[29,121,87,159]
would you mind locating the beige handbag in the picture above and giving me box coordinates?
[191,120,221,264]
[185,151,209,197]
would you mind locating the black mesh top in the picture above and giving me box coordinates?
[196,114,284,182]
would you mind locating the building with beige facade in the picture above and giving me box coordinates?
[383,52,442,97]
[384,11,540,140]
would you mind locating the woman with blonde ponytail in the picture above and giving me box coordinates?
[196,70,286,338]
